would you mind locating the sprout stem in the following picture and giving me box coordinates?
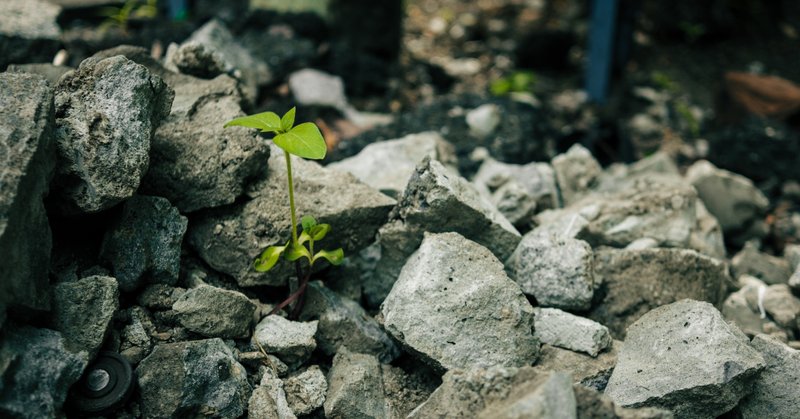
[284,150,298,245]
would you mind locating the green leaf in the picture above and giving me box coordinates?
[224,111,281,132]
[297,231,311,246]
[253,243,288,272]
[313,248,344,266]
[273,122,327,160]
[310,224,330,241]
[281,107,296,132]
[286,243,312,262]
[301,215,317,232]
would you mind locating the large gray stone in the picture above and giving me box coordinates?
[507,234,594,311]
[731,242,792,285]
[324,348,387,419]
[252,315,318,368]
[248,367,296,419]
[0,0,62,69]
[381,232,538,371]
[189,146,395,287]
[90,45,270,214]
[686,160,769,233]
[472,156,559,227]
[737,334,800,418]
[589,248,730,338]
[99,195,187,292]
[284,365,327,416]
[605,300,765,418]
[328,131,458,199]
[381,363,440,418]
[761,284,800,330]
[551,144,602,205]
[136,338,251,419]
[51,275,119,357]
[0,325,88,419]
[366,157,520,307]
[0,73,56,313]
[164,41,226,79]
[300,281,399,362]
[52,55,173,214]
[172,284,257,339]
[533,308,612,357]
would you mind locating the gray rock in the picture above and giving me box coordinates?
[722,276,772,336]
[120,306,154,365]
[686,160,769,233]
[252,315,318,367]
[99,195,187,292]
[328,131,458,199]
[52,55,173,214]
[573,385,675,419]
[248,367,296,419]
[790,265,800,293]
[762,284,800,330]
[534,308,612,357]
[324,348,387,419]
[381,363,440,418]
[289,68,349,110]
[172,284,257,339]
[535,343,619,391]
[0,0,61,69]
[189,146,395,287]
[737,334,800,418]
[689,200,726,259]
[507,235,594,311]
[473,157,559,227]
[137,338,251,419]
[7,63,73,86]
[605,300,765,418]
[300,281,399,362]
[89,45,270,214]
[466,103,501,138]
[589,248,730,338]
[381,232,538,371]
[552,144,602,205]
[164,41,226,78]
[0,325,88,419]
[284,365,327,416]
[0,73,56,313]
[731,242,792,285]
[51,276,119,357]
[784,244,800,270]
[478,371,577,419]
[137,284,186,310]
[366,158,520,307]
[184,19,271,104]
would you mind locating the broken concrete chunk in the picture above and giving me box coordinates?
[731,242,792,284]
[534,308,612,357]
[477,371,577,419]
[605,300,765,418]
[248,367,296,419]
[552,144,602,205]
[51,276,119,358]
[324,348,387,419]
[737,334,800,418]
[535,343,619,391]
[381,232,538,371]
[284,365,327,416]
[252,315,318,368]
[172,284,257,339]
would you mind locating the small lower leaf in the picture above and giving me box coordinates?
[310,224,330,241]
[286,243,312,262]
[313,248,344,266]
[301,215,317,232]
[297,231,311,246]
[254,243,288,272]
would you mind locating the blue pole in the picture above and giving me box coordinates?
[585,0,618,105]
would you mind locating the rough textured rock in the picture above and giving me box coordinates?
[184,19,271,104]
[381,363,440,418]
[381,232,538,371]
[0,73,56,313]
[534,308,612,357]
[536,343,619,391]
[137,284,186,310]
[324,348,387,419]
[53,55,173,214]
[686,160,769,233]
[722,276,773,336]
[690,200,727,259]
[507,234,594,310]
[472,156,559,227]
[731,242,792,285]
[589,248,730,338]
[328,132,458,198]
[477,371,577,419]
[466,104,502,138]
[300,281,399,362]
[552,144,602,205]
[119,306,154,365]
[189,146,395,287]
[51,275,119,357]
[252,316,318,367]
[90,45,270,214]
[99,195,187,292]
[0,325,88,419]
[172,284,256,339]
[0,0,62,69]
[289,68,349,110]
[7,63,72,86]
[248,367,296,419]
[761,284,800,330]
[573,385,675,419]
[737,334,800,418]
[164,41,226,79]
[605,300,765,418]
[366,157,520,307]
[284,365,327,416]
[136,338,250,419]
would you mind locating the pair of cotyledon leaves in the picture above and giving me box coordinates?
[251,215,344,272]
[224,107,327,160]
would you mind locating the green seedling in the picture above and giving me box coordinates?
[490,71,538,96]
[99,0,158,34]
[224,107,344,319]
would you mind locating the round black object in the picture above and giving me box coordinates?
[68,351,134,416]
